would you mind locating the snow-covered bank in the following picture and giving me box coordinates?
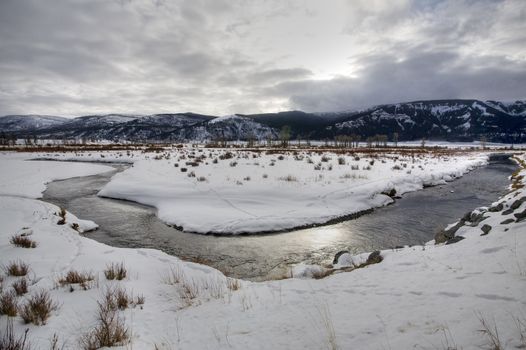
[92,149,488,234]
[0,153,113,198]
[0,151,525,349]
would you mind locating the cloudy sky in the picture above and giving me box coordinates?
[0,0,525,116]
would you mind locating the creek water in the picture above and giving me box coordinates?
[42,156,516,281]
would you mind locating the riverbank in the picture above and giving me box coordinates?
[26,147,489,234]
[0,149,525,349]
[41,155,517,280]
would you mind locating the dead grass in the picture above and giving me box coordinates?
[0,319,30,350]
[226,278,241,291]
[0,291,18,317]
[19,290,58,325]
[477,313,503,350]
[79,289,129,350]
[279,175,298,182]
[58,270,95,290]
[4,261,29,277]
[9,235,37,248]
[12,278,28,296]
[104,262,127,281]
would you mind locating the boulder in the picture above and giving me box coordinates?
[502,209,515,215]
[435,220,464,244]
[488,203,504,212]
[500,218,515,225]
[381,188,397,198]
[365,251,383,265]
[514,209,526,222]
[510,197,526,210]
[480,224,492,236]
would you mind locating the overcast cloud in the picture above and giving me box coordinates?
[0,0,525,116]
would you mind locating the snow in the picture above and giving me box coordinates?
[93,150,487,234]
[208,114,241,124]
[0,153,113,198]
[0,150,525,349]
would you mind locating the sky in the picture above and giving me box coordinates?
[0,0,525,117]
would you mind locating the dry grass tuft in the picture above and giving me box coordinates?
[10,235,37,248]
[79,289,129,350]
[477,313,503,350]
[0,291,18,317]
[58,270,95,290]
[104,263,127,281]
[5,261,29,277]
[0,319,30,350]
[19,290,58,325]
[226,278,241,291]
[12,278,28,296]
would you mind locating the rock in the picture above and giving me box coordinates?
[514,209,526,222]
[381,188,397,198]
[502,209,515,215]
[469,212,488,226]
[446,236,465,245]
[333,250,350,264]
[488,203,504,212]
[510,197,526,210]
[435,221,464,244]
[500,218,515,225]
[480,224,492,236]
[365,251,383,265]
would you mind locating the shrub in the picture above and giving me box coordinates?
[104,263,127,281]
[79,291,129,350]
[279,175,298,182]
[19,290,58,325]
[5,261,29,277]
[12,278,28,296]
[350,164,359,170]
[196,176,207,182]
[58,270,95,290]
[338,157,345,165]
[244,176,251,181]
[10,235,37,248]
[57,208,66,225]
[180,167,187,172]
[229,161,237,167]
[0,291,18,317]
[277,155,284,160]
[262,174,268,179]
[187,171,196,178]
[392,164,402,170]
[321,155,330,162]
[0,320,30,350]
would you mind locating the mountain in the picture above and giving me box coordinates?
[0,115,68,132]
[1,99,525,143]
[165,114,277,142]
[317,99,526,142]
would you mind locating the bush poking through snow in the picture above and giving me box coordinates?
[0,320,30,350]
[5,261,29,277]
[12,278,28,296]
[0,291,18,316]
[19,290,58,325]
[57,208,66,225]
[58,270,95,290]
[79,290,129,350]
[279,175,298,182]
[226,278,241,291]
[337,157,345,165]
[104,263,127,281]
[10,235,37,248]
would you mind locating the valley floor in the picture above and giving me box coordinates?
[0,147,525,349]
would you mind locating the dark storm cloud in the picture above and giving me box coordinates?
[0,0,524,116]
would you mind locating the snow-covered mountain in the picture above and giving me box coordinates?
[1,99,525,142]
[0,115,67,132]
[167,114,278,142]
[318,99,526,142]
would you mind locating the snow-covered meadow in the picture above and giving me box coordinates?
[25,146,488,234]
[0,148,525,349]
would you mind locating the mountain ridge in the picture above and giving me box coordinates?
[1,99,525,143]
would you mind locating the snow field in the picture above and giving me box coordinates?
[1,149,525,349]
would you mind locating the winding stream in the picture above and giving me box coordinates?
[43,155,516,281]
